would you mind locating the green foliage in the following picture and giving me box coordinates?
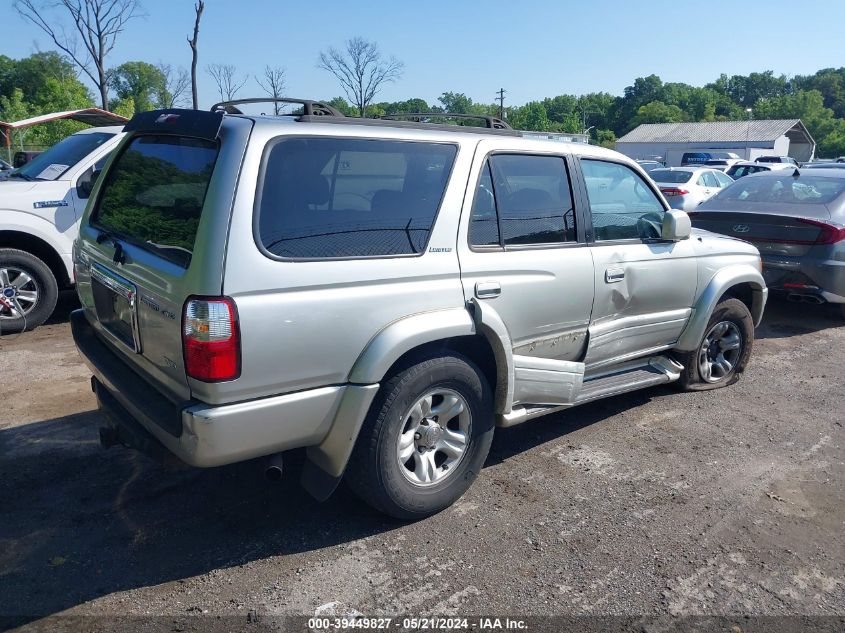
[630,100,688,126]
[324,97,356,116]
[107,61,169,112]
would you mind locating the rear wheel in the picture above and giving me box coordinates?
[0,248,58,334]
[676,297,754,390]
[345,353,494,520]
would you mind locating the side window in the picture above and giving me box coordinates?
[257,138,457,258]
[468,162,499,246]
[468,154,576,248]
[701,171,719,188]
[581,159,665,242]
[715,171,733,187]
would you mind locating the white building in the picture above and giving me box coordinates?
[616,119,815,165]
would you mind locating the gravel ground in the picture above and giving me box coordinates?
[0,293,843,630]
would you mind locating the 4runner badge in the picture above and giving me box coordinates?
[428,247,452,253]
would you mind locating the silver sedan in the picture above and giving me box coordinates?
[650,167,733,211]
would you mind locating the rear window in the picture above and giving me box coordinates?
[651,169,693,183]
[257,137,457,259]
[714,175,845,205]
[92,135,219,268]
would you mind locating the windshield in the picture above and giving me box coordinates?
[13,131,114,181]
[713,175,845,205]
[651,169,693,183]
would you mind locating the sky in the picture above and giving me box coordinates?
[4,0,845,110]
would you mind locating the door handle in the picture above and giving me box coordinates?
[475,281,501,299]
[605,268,625,283]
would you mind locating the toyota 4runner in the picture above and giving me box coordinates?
[71,100,767,519]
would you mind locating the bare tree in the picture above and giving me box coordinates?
[14,0,143,110]
[157,63,190,108]
[317,37,403,117]
[187,0,203,109]
[206,63,248,103]
[255,66,286,114]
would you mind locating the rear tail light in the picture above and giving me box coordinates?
[182,297,240,382]
[798,218,845,245]
[660,187,689,197]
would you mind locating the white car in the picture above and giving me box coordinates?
[649,167,733,211]
[726,161,795,179]
[0,126,124,332]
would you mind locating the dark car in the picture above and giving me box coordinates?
[690,169,845,316]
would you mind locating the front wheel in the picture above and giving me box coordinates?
[0,248,59,334]
[345,353,494,520]
[676,297,754,391]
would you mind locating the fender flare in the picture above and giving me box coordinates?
[347,308,478,384]
[302,305,515,498]
[675,264,767,352]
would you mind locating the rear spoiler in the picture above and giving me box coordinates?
[123,109,224,140]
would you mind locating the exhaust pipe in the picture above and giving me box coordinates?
[264,453,284,481]
[787,292,825,305]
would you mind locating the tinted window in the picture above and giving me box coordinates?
[468,162,500,246]
[582,159,664,241]
[490,154,575,245]
[757,156,778,163]
[15,131,114,181]
[714,175,845,205]
[468,155,575,247]
[258,138,456,258]
[682,152,709,165]
[92,135,218,268]
[651,169,693,184]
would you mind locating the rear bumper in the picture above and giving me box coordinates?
[761,254,845,303]
[71,309,351,467]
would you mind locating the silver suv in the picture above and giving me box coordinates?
[71,100,768,519]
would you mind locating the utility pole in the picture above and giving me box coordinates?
[496,88,506,119]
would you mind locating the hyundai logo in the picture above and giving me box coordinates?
[732,224,750,233]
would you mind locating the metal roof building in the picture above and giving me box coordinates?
[616,119,816,164]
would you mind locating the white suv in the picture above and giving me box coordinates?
[0,126,124,332]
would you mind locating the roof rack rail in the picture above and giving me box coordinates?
[210,97,345,117]
[379,112,512,130]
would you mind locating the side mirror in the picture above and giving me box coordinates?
[662,209,691,241]
[76,166,101,199]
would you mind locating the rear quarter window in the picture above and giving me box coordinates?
[256,137,457,259]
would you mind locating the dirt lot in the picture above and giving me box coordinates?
[0,293,843,629]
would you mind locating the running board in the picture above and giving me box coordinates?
[497,355,683,428]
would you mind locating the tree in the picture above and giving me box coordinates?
[318,37,403,117]
[324,96,356,116]
[629,100,688,126]
[14,0,142,110]
[206,63,248,103]
[107,61,167,112]
[255,66,286,114]
[187,0,204,109]
[157,63,190,109]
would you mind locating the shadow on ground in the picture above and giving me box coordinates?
[756,295,843,340]
[0,385,652,627]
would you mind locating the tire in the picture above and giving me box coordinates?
[0,248,59,334]
[345,353,494,520]
[676,296,754,391]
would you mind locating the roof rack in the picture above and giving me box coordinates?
[380,112,512,130]
[210,97,345,117]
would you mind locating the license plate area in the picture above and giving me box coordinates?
[91,263,141,353]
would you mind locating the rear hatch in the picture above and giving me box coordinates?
[75,110,251,402]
